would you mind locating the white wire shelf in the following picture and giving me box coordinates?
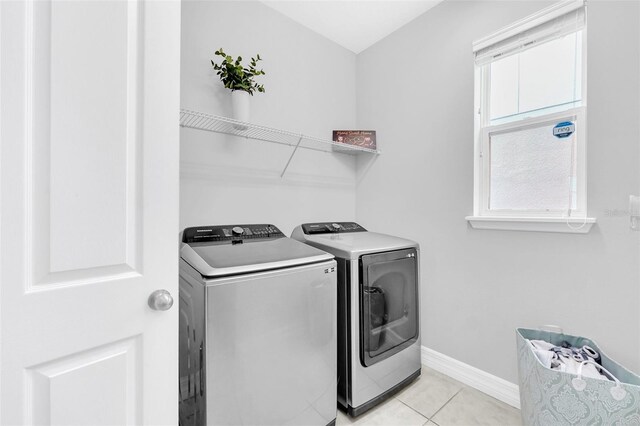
[179,109,380,155]
[180,109,380,177]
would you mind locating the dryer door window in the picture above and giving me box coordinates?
[359,248,419,367]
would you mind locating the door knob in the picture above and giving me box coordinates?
[148,289,174,311]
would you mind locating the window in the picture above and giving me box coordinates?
[468,0,595,233]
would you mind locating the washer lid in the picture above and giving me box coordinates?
[181,237,334,278]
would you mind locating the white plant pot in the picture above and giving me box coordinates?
[231,90,251,128]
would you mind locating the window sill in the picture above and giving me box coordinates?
[465,216,596,234]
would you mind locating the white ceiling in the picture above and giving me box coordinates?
[261,0,443,54]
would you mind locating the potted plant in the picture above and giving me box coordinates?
[211,48,265,124]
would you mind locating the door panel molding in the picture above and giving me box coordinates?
[23,0,145,291]
[26,336,141,425]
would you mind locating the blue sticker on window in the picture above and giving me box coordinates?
[553,121,575,138]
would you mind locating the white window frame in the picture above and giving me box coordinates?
[467,0,596,233]
[479,108,586,218]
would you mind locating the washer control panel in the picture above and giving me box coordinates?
[182,224,284,243]
[301,222,367,235]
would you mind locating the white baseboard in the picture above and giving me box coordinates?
[421,346,521,409]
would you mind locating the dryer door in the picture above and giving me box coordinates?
[359,248,419,367]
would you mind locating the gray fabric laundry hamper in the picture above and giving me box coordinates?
[516,328,640,425]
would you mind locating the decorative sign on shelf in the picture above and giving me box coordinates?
[332,130,377,151]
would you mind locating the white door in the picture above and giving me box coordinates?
[0,1,180,425]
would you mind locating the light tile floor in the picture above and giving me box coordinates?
[336,366,521,426]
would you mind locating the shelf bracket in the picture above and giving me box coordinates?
[280,136,304,177]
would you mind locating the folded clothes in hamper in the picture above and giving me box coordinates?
[528,339,610,381]
[517,328,640,425]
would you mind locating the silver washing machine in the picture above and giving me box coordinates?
[179,224,337,426]
[292,222,421,417]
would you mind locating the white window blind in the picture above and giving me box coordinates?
[488,31,583,124]
[473,0,586,66]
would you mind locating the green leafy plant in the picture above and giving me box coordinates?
[211,48,265,95]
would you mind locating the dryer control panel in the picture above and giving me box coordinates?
[301,222,367,235]
[182,224,285,243]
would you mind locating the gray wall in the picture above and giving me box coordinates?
[356,0,640,383]
[180,1,358,235]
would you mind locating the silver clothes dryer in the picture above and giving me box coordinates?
[179,224,337,426]
[292,222,421,417]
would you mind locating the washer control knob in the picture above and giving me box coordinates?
[331,223,341,230]
[232,226,244,235]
